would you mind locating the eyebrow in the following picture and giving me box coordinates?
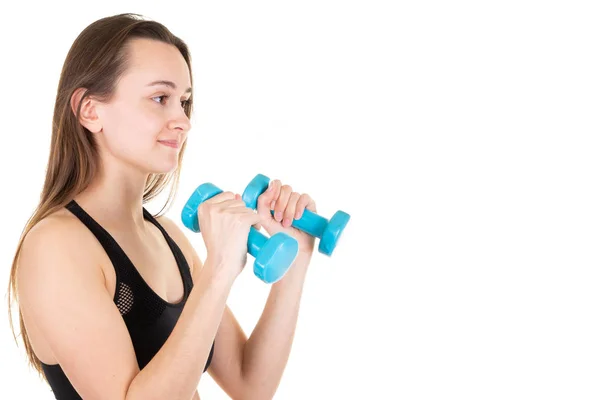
[147,80,192,94]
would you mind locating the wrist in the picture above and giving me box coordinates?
[274,254,310,284]
[293,252,312,268]
[199,253,238,286]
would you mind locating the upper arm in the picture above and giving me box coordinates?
[17,218,139,399]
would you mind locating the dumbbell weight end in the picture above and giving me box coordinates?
[243,174,351,256]
[181,182,299,283]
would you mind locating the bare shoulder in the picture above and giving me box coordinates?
[18,209,105,298]
[18,208,113,315]
[21,208,97,267]
[17,208,140,398]
[155,214,204,276]
[22,207,104,253]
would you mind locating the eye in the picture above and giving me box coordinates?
[152,95,192,108]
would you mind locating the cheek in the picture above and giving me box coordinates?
[103,104,163,153]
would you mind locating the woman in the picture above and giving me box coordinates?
[7,13,317,400]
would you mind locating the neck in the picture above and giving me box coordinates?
[73,159,151,232]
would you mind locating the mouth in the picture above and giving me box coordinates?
[158,140,179,149]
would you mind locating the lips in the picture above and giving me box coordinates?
[158,140,179,148]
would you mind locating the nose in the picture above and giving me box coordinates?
[167,107,192,133]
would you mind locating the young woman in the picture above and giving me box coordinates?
[7,13,317,400]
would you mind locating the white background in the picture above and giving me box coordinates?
[1,1,599,399]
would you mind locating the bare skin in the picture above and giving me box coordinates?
[18,36,317,399]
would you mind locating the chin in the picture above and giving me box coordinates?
[155,162,179,174]
[143,158,180,174]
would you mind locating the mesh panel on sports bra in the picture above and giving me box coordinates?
[39,200,215,400]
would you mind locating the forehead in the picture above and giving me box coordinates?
[120,38,191,92]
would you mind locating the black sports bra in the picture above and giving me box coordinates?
[40,199,214,399]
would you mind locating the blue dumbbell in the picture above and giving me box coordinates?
[181,182,299,284]
[242,174,351,256]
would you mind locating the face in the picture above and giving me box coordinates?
[94,38,192,174]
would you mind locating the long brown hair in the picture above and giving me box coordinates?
[6,13,194,381]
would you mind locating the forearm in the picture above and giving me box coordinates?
[241,255,310,398]
[126,255,234,400]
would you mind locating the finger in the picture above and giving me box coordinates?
[282,192,300,228]
[295,193,316,219]
[228,208,261,229]
[243,210,263,226]
[257,179,281,219]
[267,180,282,210]
[220,197,246,209]
[204,191,235,204]
[273,184,292,223]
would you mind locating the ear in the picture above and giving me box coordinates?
[70,87,103,134]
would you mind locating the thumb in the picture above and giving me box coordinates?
[256,184,280,232]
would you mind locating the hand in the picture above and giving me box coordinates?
[197,191,261,280]
[254,179,317,258]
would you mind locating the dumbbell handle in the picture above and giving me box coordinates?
[182,199,272,256]
[243,173,350,256]
[247,228,267,258]
[272,209,327,238]
[182,182,299,283]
